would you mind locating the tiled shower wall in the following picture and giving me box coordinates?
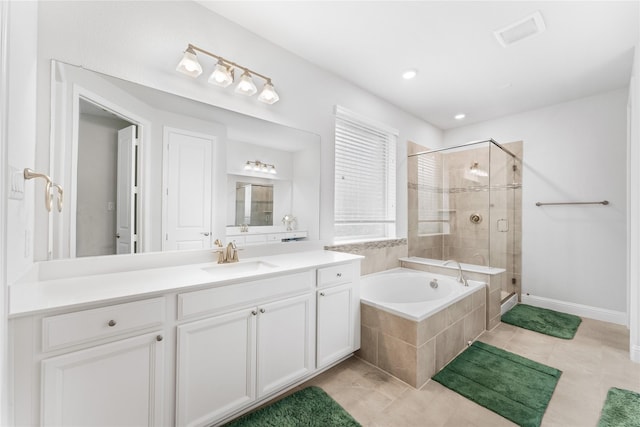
[407,141,523,300]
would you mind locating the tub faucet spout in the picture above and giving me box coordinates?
[444,260,468,286]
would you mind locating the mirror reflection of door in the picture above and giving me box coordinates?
[76,99,138,257]
[163,127,214,251]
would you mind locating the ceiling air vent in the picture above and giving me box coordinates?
[494,11,546,48]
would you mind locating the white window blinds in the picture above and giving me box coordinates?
[334,106,398,242]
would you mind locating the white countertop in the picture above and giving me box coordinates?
[9,250,362,318]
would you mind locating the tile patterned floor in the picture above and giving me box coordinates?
[299,318,640,427]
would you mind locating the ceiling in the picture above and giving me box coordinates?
[196,1,638,130]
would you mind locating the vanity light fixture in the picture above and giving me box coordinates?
[244,160,277,175]
[469,161,488,177]
[177,43,279,104]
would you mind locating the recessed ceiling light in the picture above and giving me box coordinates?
[402,69,418,80]
[454,114,466,120]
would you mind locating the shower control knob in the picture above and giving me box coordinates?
[469,213,483,224]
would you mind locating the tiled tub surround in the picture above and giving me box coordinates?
[357,268,486,388]
[326,239,408,275]
[400,256,504,330]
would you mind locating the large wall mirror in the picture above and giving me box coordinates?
[47,60,320,260]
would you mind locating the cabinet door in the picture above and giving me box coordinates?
[257,293,315,397]
[317,283,355,368]
[41,332,165,427]
[176,308,257,427]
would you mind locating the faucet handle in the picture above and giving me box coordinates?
[214,238,223,248]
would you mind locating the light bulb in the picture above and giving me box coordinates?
[258,82,280,104]
[208,62,234,87]
[235,71,257,96]
[244,161,252,171]
[269,166,277,174]
[176,47,202,77]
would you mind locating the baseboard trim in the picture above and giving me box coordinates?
[521,294,627,325]
[500,293,518,315]
[631,345,640,363]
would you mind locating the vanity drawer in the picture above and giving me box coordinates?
[244,234,268,245]
[317,263,353,288]
[178,271,313,320]
[42,298,165,352]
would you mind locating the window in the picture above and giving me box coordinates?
[334,106,397,242]
[417,153,450,236]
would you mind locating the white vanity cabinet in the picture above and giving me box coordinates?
[175,272,315,427]
[316,263,360,368]
[9,252,362,427]
[14,298,167,427]
[41,332,165,426]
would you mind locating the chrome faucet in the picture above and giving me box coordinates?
[444,260,468,286]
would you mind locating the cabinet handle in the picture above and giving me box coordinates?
[260,308,266,314]
[108,320,117,327]
[320,292,325,297]
[156,335,163,342]
[251,310,258,316]
[336,273,342,277]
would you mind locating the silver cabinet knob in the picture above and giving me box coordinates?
[251,310,258,316]
[200,232,210,236]
[108,320,117,327]
[336,273,342,277]
[156,335,163,342]
[259,308,266,314]
[320,292,326,297]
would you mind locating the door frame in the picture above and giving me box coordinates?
[161,126,216,251]
[61,85,149,257]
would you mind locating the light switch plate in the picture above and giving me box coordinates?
[9,166,24,200]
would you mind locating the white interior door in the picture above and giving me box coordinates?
[116,125,137,254]
[164,128,213,250]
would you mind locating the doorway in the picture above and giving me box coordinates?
[76,98,139,257]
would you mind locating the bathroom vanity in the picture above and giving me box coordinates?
[8,250,361,426]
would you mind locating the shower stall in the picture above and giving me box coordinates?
[407,139,522,310]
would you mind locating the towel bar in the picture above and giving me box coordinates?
[535,200,609,207]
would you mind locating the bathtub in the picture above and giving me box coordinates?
[358,267,487,387]
[360,267,485,321]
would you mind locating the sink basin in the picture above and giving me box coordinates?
[201,261,278,276]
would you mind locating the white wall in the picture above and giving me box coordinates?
[629,44,640,360]
[33,1,442,261]
[445,89,628,319]
[7,1,37,284]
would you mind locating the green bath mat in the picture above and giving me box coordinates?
[501,304,582,339]
[224,386,361,427]
[598,387,640,427]
[432,341,561,427]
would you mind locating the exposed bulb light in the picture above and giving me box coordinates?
[454,113,466,120]
[177,43,279,104]
[235,71,257,96]
[208,61,234,87]
[176,47,203,77]
[402,69,418,80]
[258,81,280,104]
[244,160,277,175]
